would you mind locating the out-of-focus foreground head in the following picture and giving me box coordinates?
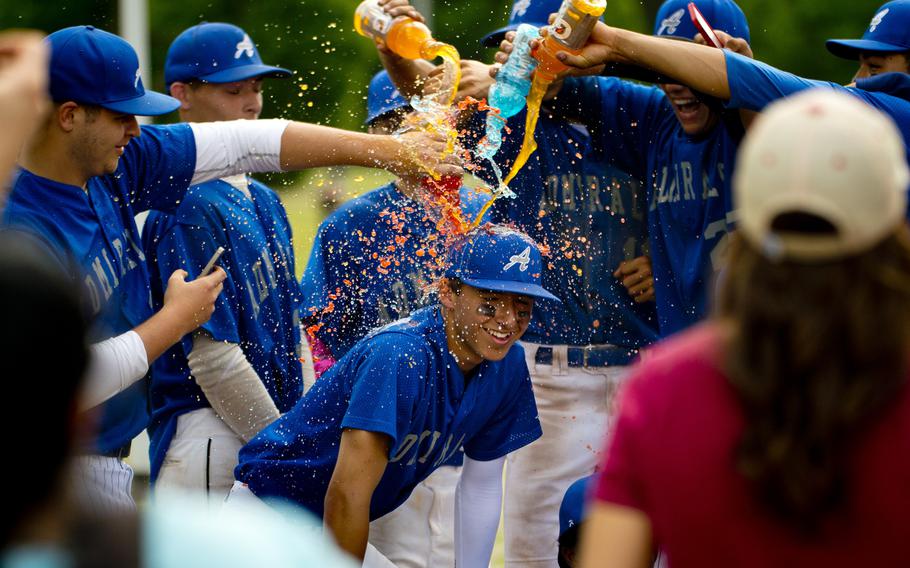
[1,231,88,547]
[734,89,909,262]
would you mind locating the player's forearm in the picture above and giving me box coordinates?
[134,303,196,363]
[324,485,371,560]
[80,331,148,410]
[188,332,280,442]
[454,456,505,567]
[379,49,435,98]
[613,29,730,99]
[279,123,404,172]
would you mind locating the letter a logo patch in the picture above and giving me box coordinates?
[503,246,531,272]
[657,9,685,36]
[235,34,255,59]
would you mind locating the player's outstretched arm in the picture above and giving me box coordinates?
[551,23,731,100]
[454,456,506,568]
[279,122,462,180]
[324,428,391,561]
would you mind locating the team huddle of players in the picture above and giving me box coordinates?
[3,0,910,566]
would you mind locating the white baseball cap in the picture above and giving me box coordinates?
[734,89,909,261]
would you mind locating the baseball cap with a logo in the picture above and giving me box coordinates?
[734,89,909,261]
[48,26,179,116]
[559,475,594,538]
[481,0,575,48]
[165,22,291,86]
[827,0,910,60]
[445,226,559,301]
[365,70,411,126]
[653,0,750,43]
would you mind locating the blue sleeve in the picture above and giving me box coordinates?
[155,224,242,344]
[553,77,667,179]
[726,52,910,148]
[299,218,364,357]
[121,124,196,213]
[464,353,542,461]
[724,51,844,111]
[340,334,430,453]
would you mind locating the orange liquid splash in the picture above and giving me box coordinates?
[469,74,549,229]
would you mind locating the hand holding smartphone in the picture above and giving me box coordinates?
[688,2,724,49]
[199,246,225,278]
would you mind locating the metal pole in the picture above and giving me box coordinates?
[413,0,433,29]
[119,0,152,125]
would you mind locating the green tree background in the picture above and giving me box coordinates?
[4,0,886,129]
[2,0,889,273]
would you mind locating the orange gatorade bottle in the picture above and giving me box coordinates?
[354,0,438,60]
[533,0,607,81]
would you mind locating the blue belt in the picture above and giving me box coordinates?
[534,345,636,368]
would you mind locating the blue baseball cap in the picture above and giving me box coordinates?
[481,0,565,47]
[47,26,178,116]
[559,475,594,538]
[653,0,750,44]
[827,1,910,60]
[165,22,291,86]
[445,226,559,302]
[365,70,411,126]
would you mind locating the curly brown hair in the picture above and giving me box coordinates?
[717,225,910,532]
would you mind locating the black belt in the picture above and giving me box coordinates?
[97,441,132,460]
[534,345,636,368]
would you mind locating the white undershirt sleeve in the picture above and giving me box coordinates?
[189,119,290,185]
[79,331,149,411]
[187,331,280,442]
[454,455,506,568]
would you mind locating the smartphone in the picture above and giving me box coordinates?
[199,246,225,277]
[688,2,723,49]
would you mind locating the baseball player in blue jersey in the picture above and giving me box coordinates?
[552,3,910,165]
[424,2,658,566]
[827,0,910,80]
[140,23,308,503]
[301,69,485,567]
[3,25,458,512]
[497,0,752,338]
[232,226,554,567]
[382,1,660,563]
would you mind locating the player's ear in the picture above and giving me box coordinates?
[56,102,78,133]
[438,278,457,310]
[169,82,192,110]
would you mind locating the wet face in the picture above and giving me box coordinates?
[855,52,910,80]
[69,106,140,178]
[661,83,720,136]
[442,281,533,372]
[179,78,264,122]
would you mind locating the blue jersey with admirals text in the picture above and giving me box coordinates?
[724,52,910,167]
[301,182,485,359]
[557,77,740,337]
[477,108,658,349]
[2,124,197,454]
[142,177,304,481]
[235,305,542,520]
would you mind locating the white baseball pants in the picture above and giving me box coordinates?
[70,454,136,513]
[503,343,627,568]
[369,464,461,567]
[155,407,244,505]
